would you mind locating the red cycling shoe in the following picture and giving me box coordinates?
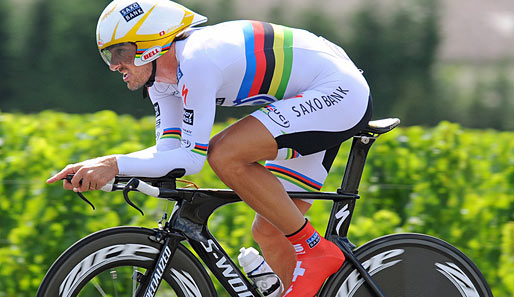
[283,220,345,297]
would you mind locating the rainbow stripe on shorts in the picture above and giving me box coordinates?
[266,164,322,192]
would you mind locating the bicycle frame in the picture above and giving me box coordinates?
[130,132,387,297]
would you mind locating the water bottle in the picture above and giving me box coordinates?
[238,247,283,297]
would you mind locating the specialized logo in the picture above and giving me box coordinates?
[141,46,162,62]
[59,244,159,297]
[144,246,172,297]
[183,108,194,125]
[201,239,256,297]
[306,232,321,249]
[435,262,480,297]
[260,104,290,128]
[337,249,404,297]
[119,2,144,22]
[182,85,189,105]
[335,204,350,236]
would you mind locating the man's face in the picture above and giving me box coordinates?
[102,43,151,91]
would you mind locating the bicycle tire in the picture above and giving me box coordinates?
[37,226,217,297]
[320,233,493,297]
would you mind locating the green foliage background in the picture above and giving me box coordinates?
[0,111,512,296]
[2,0,513,129]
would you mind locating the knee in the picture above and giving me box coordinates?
[252,215,285,245]
[208,136,251,178]
[207,138,233,174]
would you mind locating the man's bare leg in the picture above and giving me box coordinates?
[208,115,344,297]
[207,116,305,234]
[252,200,311,290]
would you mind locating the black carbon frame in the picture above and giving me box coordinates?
[132,133,387,297]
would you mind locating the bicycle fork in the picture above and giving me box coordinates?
[334,238,387,297]
[132,230,181,297]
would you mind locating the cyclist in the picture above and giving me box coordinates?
[47,0,372,296]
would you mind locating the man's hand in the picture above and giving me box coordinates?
[46,156,120,192]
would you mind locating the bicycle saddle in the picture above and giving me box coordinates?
[362,118,400,135]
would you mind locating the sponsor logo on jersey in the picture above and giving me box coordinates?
[182,85,189,105]
[181,138,192,148]
[306,232,321,249]
[183,108,194,125]
[177,64,183,83]
[119,2,144,22]
[141,46,162,62]
[216,97,226,105]
[182,128,193,136]
[290,86,350,118]
[153,102,160,117]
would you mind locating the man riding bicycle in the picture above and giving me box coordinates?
[47,0,372,296]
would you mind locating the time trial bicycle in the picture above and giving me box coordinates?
[36,118,493,297]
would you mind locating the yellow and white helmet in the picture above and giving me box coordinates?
[96,0,207,66]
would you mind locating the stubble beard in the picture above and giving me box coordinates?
[126,63,152,91]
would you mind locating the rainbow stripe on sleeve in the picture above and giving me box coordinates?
[265,164,322,192]
[161,128,182,140]
[192,143,208,156]
[235,21,294,103]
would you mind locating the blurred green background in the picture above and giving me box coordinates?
[0,0,513,296]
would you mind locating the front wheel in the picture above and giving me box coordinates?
[320,233,492,297]
[37,226,217,297]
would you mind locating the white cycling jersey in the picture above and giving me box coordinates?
[117,20,371,193]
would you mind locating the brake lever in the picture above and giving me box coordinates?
[64,175,96,210]
[77,192,96,210]
[124,178,145,216]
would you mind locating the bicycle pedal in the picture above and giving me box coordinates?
[132,270,144,282]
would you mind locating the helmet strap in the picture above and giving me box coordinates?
[142,60,157,98]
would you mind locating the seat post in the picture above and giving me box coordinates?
[338,135,376,194]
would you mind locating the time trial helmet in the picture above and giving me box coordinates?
[96,0,207,66]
